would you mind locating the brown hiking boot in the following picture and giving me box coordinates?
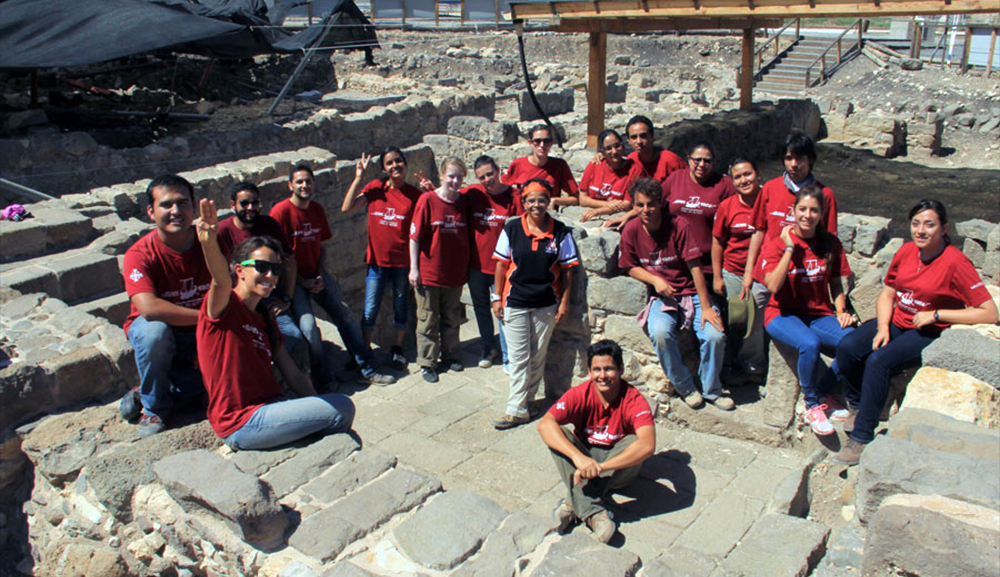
[832,438,867,466]
[552,499,576,534]
[585,510,616,544]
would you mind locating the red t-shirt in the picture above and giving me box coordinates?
[269,198,332,279]
[197,291,284,438]
[549,379,654,447]
[712,194,758,276]
[618,215,702,297]
[122,230,212,335]
[760,232,852,326]
[579,158,646,202]
[751,176,838,283]
[216,215,292,260]
[628,148,686,183]
[362,179,423,268]
[885,242,991,332]
[503,156,578,214]
[409,192,470,287]
[465,184,515,275]
[662,170,736,268]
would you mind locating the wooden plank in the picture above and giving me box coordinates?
[987,26,997,77]
[740,27,754,110]
[961,25,972,72]
[587,31,608,149]
[553,16,781,31]
[511,0,997,20]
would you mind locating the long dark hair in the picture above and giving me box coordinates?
[794,185,833,259]
[231,235,284,350]
[378,146,407,184]
[908,198,951,245]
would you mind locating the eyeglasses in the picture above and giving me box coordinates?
[239,259,282,275]
[532,138,553,146]
[689,157,713,165]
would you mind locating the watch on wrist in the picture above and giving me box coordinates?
[933,310,940,322]
[490,293,501,303]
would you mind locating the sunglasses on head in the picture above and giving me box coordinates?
[239,259,282,275]
[532,137,554,145]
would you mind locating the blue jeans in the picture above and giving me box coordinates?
[290,269,377,378]
[836,319,936,444]
[362,264,409,332]
[646,295,726,400]
[127,316,204,418]
[223,394,355,451]
[467,269,508,364]
[765,313,854,407]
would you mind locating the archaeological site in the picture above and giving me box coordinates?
[0,1,999,576]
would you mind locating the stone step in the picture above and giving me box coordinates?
[1,248,123,306]
[754,83,805,96]
[762,73,808,84]
[75,291,131,327]
[0,204,96,264]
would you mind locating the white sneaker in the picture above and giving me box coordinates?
[804,404,835,436]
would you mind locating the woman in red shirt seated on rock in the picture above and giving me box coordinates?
[579,128,646,222]
[832,199,997,465]
[195,200,354,450]
[761,185,855,438]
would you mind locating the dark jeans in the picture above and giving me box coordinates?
[467,269,508,363]
[836,319,937,443]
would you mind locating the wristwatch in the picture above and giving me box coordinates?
[490,293,501,303]
[933,310,940,322]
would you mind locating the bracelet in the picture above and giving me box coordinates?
[783,246,794,253]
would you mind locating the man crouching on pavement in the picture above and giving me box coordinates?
[537,339,656,543]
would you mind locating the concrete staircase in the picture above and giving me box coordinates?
[755,36,855,97]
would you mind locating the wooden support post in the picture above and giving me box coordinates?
[740,27,754,111]
[987,27,997,78]
[961,26,972,73]
[435,0,440,27]
[495,0,500,27]
[587,31,607,149]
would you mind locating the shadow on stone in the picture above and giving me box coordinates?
[610,450,696,526]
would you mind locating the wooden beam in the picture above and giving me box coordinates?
[587,31,608,149]
[511,0,998,21]
[987,26,997,77]
[553,16,782,31]
[740,27,754,110]
[961,25,972,72]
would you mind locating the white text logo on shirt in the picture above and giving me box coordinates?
[129,269,144,283]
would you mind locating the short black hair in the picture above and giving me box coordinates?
[587,339,624,371]
[145,174,195,207]
[597,128,623,152]
[728,157,757,175]
[473,155,499,172]
[527,124,552,140]
[626,115,654,137]
[289,163,314,181]
[784,131,817,164]
[230,181,260,203]
[687,141,715,158]
[629,177,662,205]
[231,235,284,266]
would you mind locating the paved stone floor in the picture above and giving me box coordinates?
[327,319,804,566]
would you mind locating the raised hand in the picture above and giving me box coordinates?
[415,170,434,192]
[195,199,218,245]
[355,153,372,178]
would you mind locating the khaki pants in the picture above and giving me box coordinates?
[502,304,557,418]
[414,285,463,369]
[551,428,641,521]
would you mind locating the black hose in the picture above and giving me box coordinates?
[514,20,564,152]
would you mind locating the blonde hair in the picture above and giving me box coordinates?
[440,156,467,174]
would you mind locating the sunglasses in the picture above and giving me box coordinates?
[689,157,713,165]
[239,259,282,275]
[532,138,554,145]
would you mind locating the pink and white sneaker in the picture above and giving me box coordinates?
[804,404,835,436]
[822,396,850,422]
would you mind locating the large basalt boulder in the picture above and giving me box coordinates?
[899,367,999,428]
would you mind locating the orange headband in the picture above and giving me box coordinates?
[521,181,551,198]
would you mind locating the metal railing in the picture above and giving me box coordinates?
[803,18,864,87]
[754,19,801,76]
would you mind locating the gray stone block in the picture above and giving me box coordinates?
[984,225,1000,280]
[446,116,519,145]
[855,435,1000,523]
[956,218,996,243]
[318,562,380,577]
[587,276,646,316]
[921,329,1000,388]
[603,314,652,355]
[853,216,889,257]
[863,494,1000,577]
[715,514,829,577]
[963,238,986,268]
[459,511,552,577]
[260,433,359,497]
[300,449,397,503]
[530,532,641,576]
[0,206,94,263]
[230,444,304,477]
[577,231,621,277]
[45,251,123,304]
[393,491,507,570]
[642,546,716,577]
[288,468,440,562]
[76,292,131,327]
[518,88,574,121]
[2,265,59,298]
[887,408,1000,461]
[154,449,288,551]
[814,520,865,576]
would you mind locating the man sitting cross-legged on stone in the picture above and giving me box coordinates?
[537,339,656,543]
[270,163,394,387]
[120,175,211,437]
[193,198,355,450]
[216,181,306,362]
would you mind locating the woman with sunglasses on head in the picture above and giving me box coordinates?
[503,124,579,211]
[491,179,580,430]
[711,158,767,380]
[194,200,354,450]
[579,128,647,222]
[661,142,737,282]
[831,199,997,465]
[341,147,423,370]
[761,185,854,438]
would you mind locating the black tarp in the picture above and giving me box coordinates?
[0,0,378,70]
